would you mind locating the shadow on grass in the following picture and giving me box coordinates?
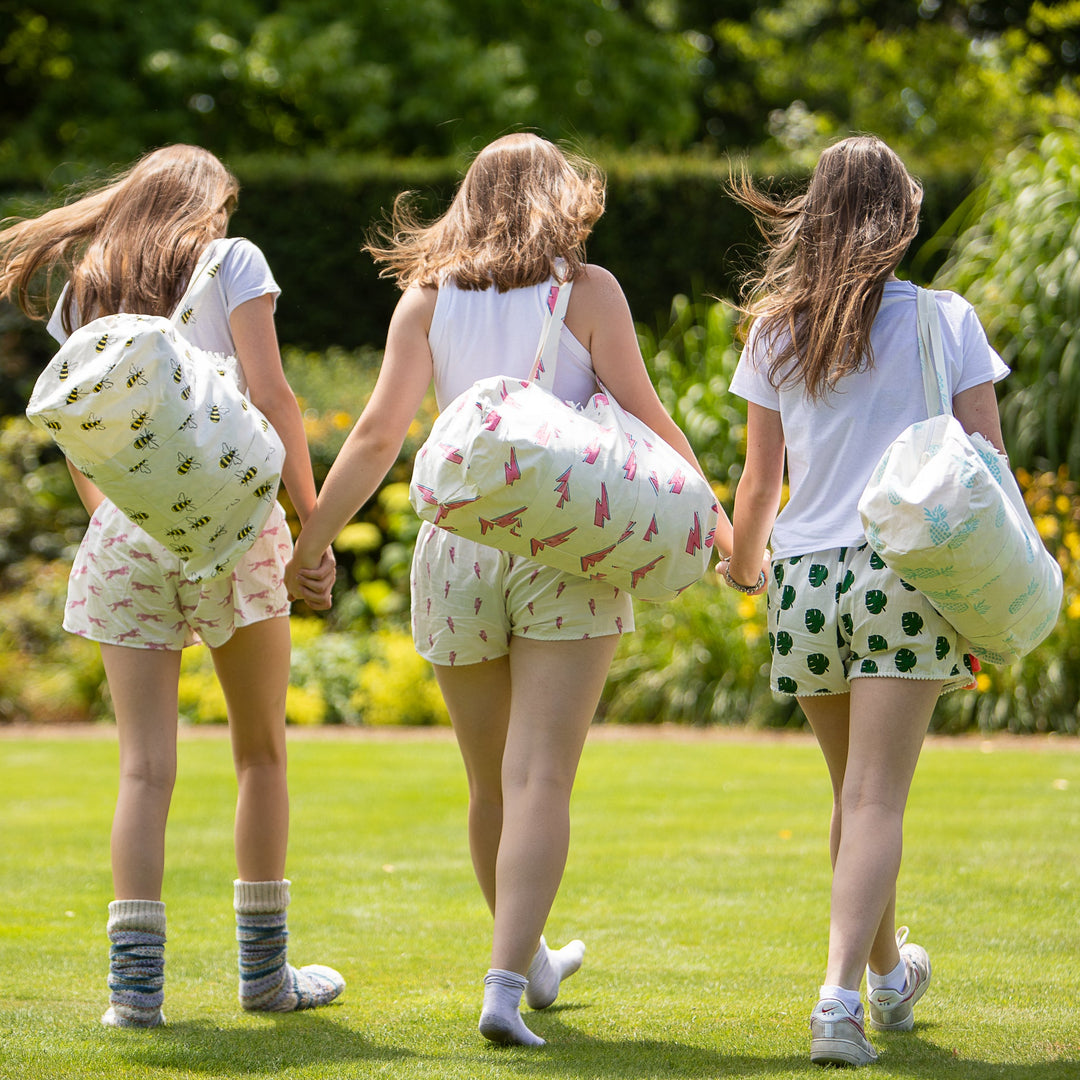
[109,1013,411,1075]
[494,1010,1080,1080]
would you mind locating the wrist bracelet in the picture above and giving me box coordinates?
[723,564,767,595]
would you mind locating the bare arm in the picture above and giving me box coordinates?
[953,380,1006,454]
[566,265,734,556]
[724,402,784,592]
[230,293,318,522]
[67,460,106,517]
[285,285,436,594]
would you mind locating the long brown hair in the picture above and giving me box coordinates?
[0,144,239,331]
[365,132,605,291]
[729,136,923,400]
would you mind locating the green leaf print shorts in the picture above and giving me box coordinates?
[767,543,976,697]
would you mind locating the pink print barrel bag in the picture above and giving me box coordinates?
[409,280,719,601]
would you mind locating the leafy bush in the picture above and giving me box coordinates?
[930,125,1080,474]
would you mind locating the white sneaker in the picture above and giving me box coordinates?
[810,997,878,1067]
[867,926,931,1032]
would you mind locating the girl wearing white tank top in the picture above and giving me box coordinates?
[287,133,732,1046]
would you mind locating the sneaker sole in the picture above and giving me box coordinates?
[811,1037,878,1067]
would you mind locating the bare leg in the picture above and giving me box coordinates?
[491,634,619,976]
[434,657,512,914]
[210,617,290,881]
[801,678,941,991]
[101,644,182,900]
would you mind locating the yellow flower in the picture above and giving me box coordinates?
[976,672,992,693]
[1035,515,1060,540]
[1067,595,1080,621]
[1055,495,1072,515]
[737,596,758,620]
[332,410,354,430]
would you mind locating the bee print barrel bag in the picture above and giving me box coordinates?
[26,238,285,581]
[409,279,719,602]
[857,287,1062,664]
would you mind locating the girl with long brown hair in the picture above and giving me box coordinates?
[722,135,1009,1066]
[286,132,729,1046]
[1,144,342,1027]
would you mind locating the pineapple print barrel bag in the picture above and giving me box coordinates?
[409,280,719,602]
[26,238,285,582]
[857,287,1062,665]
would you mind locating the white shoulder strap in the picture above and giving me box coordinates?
[528,278,574,390]
[170,237,241,325]
[915,286,951,417]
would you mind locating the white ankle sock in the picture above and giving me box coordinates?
[819,985,863,1016]
[524,935,585,1010]
[478,969,546,1047]
[867,956,907,994]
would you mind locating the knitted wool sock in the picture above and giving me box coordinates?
[234,879,345,1012]
[524,935,586,1010]
[478,969,546,1047]
[102,899,166,1028]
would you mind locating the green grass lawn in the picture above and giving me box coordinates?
[0,727,1077,1080]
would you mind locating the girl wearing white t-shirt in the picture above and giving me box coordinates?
[723,136,1009,1067]
[287,133,724,1046]
[0,145,342,1026]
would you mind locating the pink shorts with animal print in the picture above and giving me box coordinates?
[410,521,634,667]
[63,499,292,650]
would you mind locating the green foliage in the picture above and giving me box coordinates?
[929,125,1080,474]
[0,417,87,580]
[637,291,747,489]
[0,0,698,181]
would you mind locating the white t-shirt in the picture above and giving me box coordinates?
[47,237,279,358]
[729,279,1010,559]
[428,278,598,410]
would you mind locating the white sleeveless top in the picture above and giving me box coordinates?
[428,278,598,410]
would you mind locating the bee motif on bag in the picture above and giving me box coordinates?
[132,430,158,451]
[130,410,150,430]
[165,527,187,538]
[237,466,258,486]
[126,366,148,389]
[92,375,113,394]
[80,414,105,431]
[176,453,200,475]
[207,261,222,277]
[218,444,239,469]
[58,360,70,381]
[236,524,255,542]
[43,418,62,432]
[95,334,109,352]
[124,337,135,347]
[65,386,82,405]
[208,525,227,543]
[128,459,151,475]
[171,363,184,384]
[177,413,197,431]
[171,493,194,513]
[172,544,194,555]
[187,515,212,531]
[207,403,227,423]
[179,307,194,325]
[124,508,150,523]
[252,482,274,500]
[180,384,192,400]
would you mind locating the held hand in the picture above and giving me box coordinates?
[285,548,337,610]
[718,556,769,597]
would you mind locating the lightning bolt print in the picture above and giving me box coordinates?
[594,483,610,528]
[504,446,521,485]
[685,511,703,556]
[554,467,572,508]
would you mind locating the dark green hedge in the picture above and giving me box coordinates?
[0,152,975,414]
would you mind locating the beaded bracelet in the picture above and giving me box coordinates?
[722,563,767,595]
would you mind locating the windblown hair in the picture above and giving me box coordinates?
[729,135,923,401]
[0,144,239,331]
[365,132,606,291]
